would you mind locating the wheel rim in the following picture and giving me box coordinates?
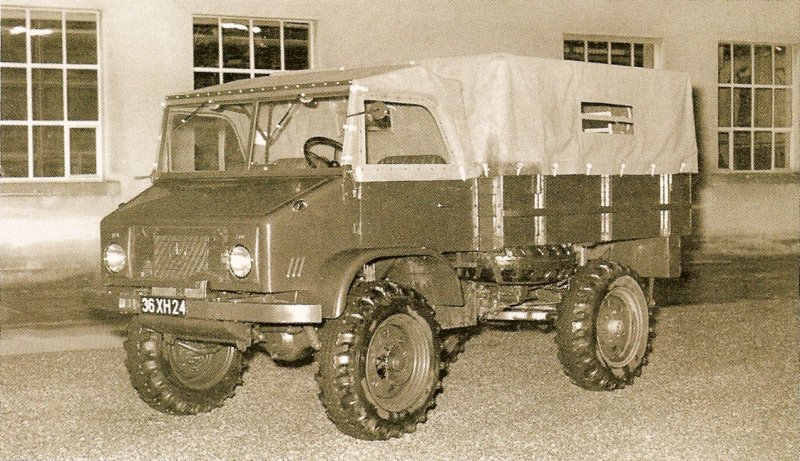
[365,313,434,413]
[595,276,647,369]
[167,340,236,390]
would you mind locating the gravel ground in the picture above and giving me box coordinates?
[0,299,797,460]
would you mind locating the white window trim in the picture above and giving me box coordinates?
[0,7,103,183]
[192,16,314,87]
[716,41,796,173]
[563,33,662,69]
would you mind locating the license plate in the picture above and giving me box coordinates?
[140,296,187,316]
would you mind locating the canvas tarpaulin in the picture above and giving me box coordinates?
[354,54,698,176]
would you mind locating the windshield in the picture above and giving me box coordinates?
[161,96,348,173]
[251,97,348,169]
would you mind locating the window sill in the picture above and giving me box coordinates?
[702,171,800,186]
[0,180,121,197]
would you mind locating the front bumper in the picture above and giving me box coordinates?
[104,285,322,324]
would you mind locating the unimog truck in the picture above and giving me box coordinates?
[100,54,697,440]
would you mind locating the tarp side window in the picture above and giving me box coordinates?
[581,102,634,135]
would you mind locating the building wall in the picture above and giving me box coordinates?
[1,0,798,284]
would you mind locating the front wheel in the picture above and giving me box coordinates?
[124,322,244,415]
[554,260,652,391]
[316,281,444,440]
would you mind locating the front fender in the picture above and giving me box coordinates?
[310,247,464,319]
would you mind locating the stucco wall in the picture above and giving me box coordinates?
[1,0,798,284]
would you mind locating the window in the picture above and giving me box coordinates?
[193,16,312,90]
[0,7,100,179]
[365,101,449,165]
[564,35,655,68]
[718,43,792,171]
[164,103,253,172]
[581,102,634,134]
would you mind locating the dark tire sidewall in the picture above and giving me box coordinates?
[555,260,652,391]
[316,281,443,440]
[125,321,244,415]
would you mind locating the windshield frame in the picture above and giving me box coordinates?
[159,102,255,175]
[157,90,352,178]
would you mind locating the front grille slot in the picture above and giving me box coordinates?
[151,234,210,279]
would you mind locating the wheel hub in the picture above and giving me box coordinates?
[365,313,433,413]
[595,278,646,369]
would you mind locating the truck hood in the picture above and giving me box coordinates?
[106,176,334,224]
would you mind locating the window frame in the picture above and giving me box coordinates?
[351,91,466,183]
[563,34,661,69]
[192,15,314,90]
[0,7,103,183]
[717,42,795,173]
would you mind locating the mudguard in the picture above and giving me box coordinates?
[310,247,464,319]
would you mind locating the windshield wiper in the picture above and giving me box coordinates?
[261,103,297,149]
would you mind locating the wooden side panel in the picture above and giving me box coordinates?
[545,175,602,212]
[545,175,602,244]
[670,174,692,235]
[494,173,693,247]
[611,175,661,240]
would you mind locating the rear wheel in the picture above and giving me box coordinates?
[316,281,444,440]
[124,322,244,414]
[554,260,652,391]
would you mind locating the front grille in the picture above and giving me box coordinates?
[150,234,210,279]
[133,226,226,282]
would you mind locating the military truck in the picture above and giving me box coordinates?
[100,54,697,440]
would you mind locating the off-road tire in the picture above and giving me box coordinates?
[124,322,244,415]
[316,281,444,440]
[554,260,653,391]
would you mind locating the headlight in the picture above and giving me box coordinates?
[104,243,127,273]
[228,245,252,278]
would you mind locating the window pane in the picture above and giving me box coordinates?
[66,12,97,64]
[0,125,28,177]
[717,132,730,169]
[284,22,309,70]
[753,131,772,170]
[253,21,280,70]
[718,87,731,127]
[193,72,220,89]
[774,132,788,168]
[1,8,26,63]
[221,18,250,68]
[67,69,98,120]
[564,40,584,61]
[633,43,644,67]
[69,127,95,175]
[754,88,772,128]
[732,131,751,170]
[774,89,792,127]
[32,68,63,120]
[366,102,449,164]
[0,67,27,120]
[30,10,62,64]
[733,44,751,84]
[753,45,772,84]
[774,45,791,85]
[193,17,218,68]
[610,42,631,66]
[733,88,751,127]
[32,125,64,177]
[587,41,608,64]
[718,44,731,84]
[223,72,250,83]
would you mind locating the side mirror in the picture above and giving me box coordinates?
[367,101,390,121]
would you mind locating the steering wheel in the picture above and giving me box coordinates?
[303,136,342,168]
